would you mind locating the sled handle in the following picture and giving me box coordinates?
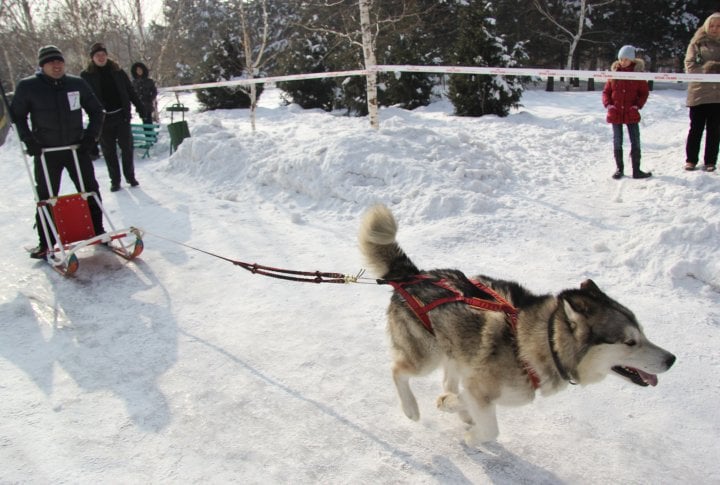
[39,145,83,197]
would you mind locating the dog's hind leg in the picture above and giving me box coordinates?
[392,361,421,421]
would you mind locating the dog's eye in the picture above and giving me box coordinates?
[625,339,637,347]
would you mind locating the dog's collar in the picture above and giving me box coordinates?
[548,305,577,385]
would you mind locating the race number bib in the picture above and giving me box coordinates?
[67,91,81,111]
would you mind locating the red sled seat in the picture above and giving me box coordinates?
[49,193,96,245]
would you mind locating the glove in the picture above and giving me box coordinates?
[24,138,42,157]
[79,132,97,155]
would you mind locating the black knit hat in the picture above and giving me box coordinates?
[38,45,64,66]
[89,42,107,57]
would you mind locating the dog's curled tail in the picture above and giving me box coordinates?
[358,204,419,279]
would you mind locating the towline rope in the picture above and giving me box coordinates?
[142,229,540,385]
[141,228,379,285]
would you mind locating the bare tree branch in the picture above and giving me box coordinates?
[533,0,615,71]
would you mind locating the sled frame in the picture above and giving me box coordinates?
[30,145,143,275]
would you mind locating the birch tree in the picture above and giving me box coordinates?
[358,0,378,129]
[151,1,187,85]
[297,0,426,127]
[236,0,269,132]
[533,0,615,71]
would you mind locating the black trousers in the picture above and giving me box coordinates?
[686,103,720,166]
[34,149,105,246]
[140,101,155,125]
[100,111,136,185]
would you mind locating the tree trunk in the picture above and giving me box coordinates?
[546,76,554,92]
[587,51,597,91]
[359,0,379,130]
[564,0,586,72]
[1,47,18,91]
[131,0,148,60]
[155,5,185,86]
[240,0,269,133]
[249,83,258,132]
[243,21,257,133]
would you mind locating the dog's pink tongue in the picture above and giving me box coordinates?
[636,368,658,386]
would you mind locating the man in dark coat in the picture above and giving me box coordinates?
[11,45,106,259]
[81,42,145,192]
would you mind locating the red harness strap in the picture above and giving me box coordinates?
[387,276,541,389]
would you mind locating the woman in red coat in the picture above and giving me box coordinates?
[602,45,651,179]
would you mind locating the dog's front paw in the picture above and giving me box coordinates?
[436,392,463,413]
[464,424,499,447]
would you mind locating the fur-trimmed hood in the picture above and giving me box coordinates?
[610,58,645,72]
[131,62,149,79]
[690,23,720,46]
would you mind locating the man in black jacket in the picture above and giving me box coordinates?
[81,42,145,192]
[11,45,106,259]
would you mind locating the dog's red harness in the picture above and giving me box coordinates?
[387,276,541,389]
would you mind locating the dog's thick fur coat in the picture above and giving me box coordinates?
[358,204,676,446]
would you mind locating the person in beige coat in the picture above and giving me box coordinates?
[684,12,720,172]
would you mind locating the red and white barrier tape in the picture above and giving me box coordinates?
[161,69,369,92]
[160,64,720,93]
[375,64,720,83]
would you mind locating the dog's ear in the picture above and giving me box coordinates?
[563,300,579,331]
[580,279,601,293]
[562,295,596,332]
[562,298,583,331]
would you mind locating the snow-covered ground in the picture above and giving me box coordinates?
[0,85,718,484]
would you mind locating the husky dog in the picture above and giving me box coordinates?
[358,204,676,446]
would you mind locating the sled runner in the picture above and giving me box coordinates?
[28,145,143,276]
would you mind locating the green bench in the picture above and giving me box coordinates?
[130,123,161,158]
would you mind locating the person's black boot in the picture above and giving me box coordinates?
[612,149,624,179]
[631,150,652,179]
[29,245,48,259]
